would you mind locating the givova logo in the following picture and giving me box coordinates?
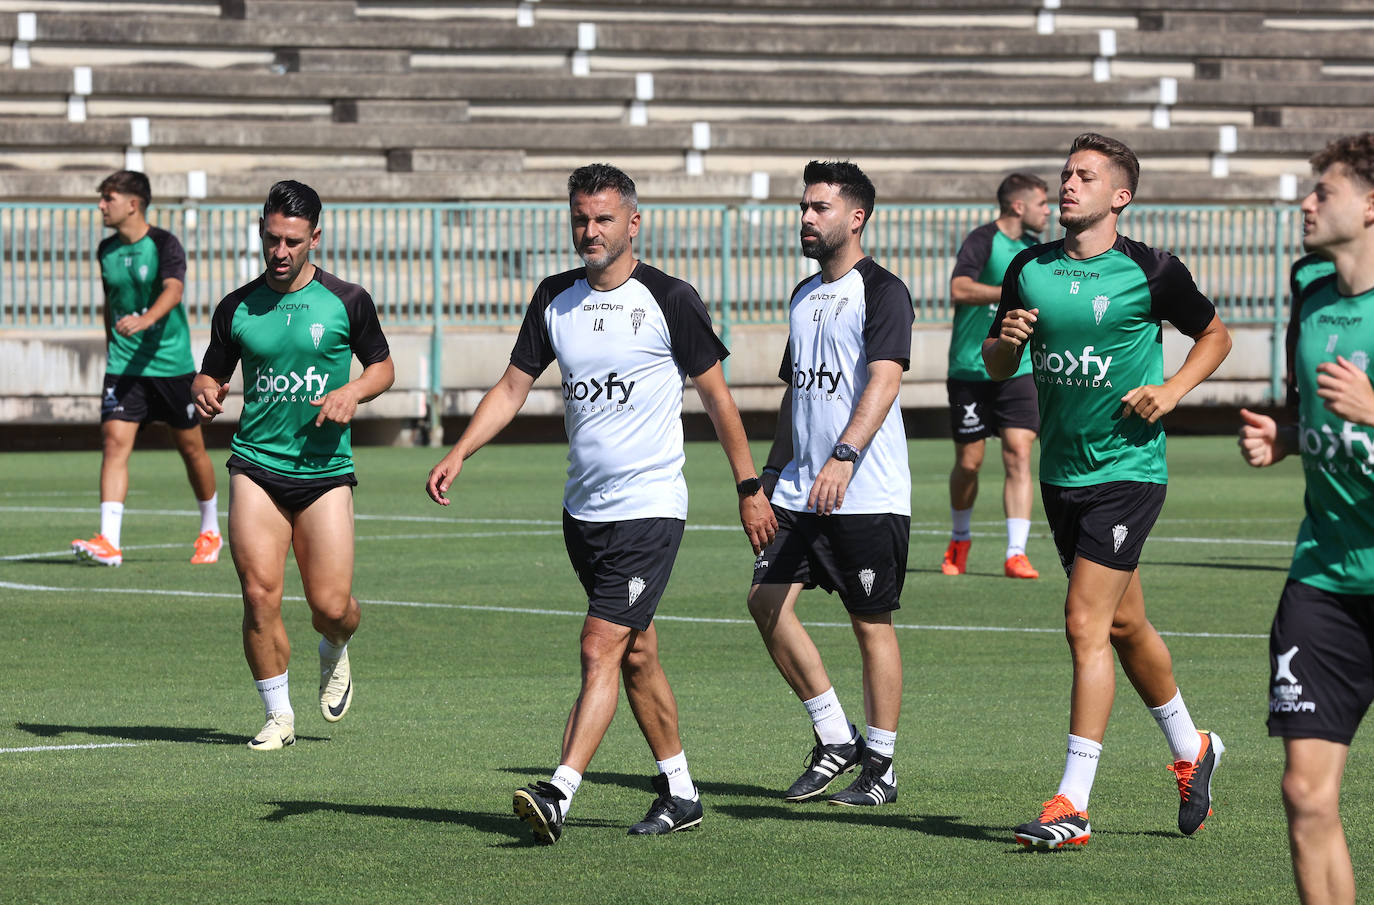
[1031,344,1113,387]
[251,366,331,401]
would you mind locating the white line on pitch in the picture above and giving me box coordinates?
[0,579,1266,640]
[0,742,143,754]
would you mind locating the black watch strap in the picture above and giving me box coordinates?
[736,476,762,496]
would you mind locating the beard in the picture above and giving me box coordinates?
[800,227,844,261]
[578,235,629,270]
[1059,206,1109,233]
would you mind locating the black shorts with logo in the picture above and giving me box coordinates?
[100,371,199,429]
[1268,578,1374,745]
[228,454,357,514]
[1041,480,1166,576]
[751,506,909,615]
[563,510,685,632]
[946,374,1039,443]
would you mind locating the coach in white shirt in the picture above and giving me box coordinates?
[426,164,775,845]
[750,160,914,809]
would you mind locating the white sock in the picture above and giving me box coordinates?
[1006,518,1031,559]
[656,750,697,800]
[1055,734,1102,812]
[198,494,219,535]
[550,764,581,817]
[950,507,973,542]
[1149,689,1202,763]
[254,671,291,717]
[803,687,852,746]
[319,636,348,661]
[866,725,897,784]
[100,501,124,548]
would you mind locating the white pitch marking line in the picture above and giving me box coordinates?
[0,580,1267,640]
[0,742,143,754]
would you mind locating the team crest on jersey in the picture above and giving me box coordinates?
[627,576,646,606]
[138,264,149,280]
[1092,294,1111,325]
[1111,524,1128,553]
[858,568,875,596]
[631,308,645,334]
[834,297,849,318]
[310,322,325,349]
[1352,350,1370,372]
[1327,334,1340,354]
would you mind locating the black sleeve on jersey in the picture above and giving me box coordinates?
[148,227,187,283]
[777,273,819,382]
[951,222,997,282]
[510,269,581,378]
[316,269,391,366]
[858,260,915,371]
[1286,269,1339,411]
[1118,237,1217,338]
[636,264,729,379]
[200,279,259,379]
[987,244,1040,341]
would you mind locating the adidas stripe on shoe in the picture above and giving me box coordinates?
[784,725,865,801]
[1014,794,1091,850]
[627,772,703,836]
[827,752,896,807]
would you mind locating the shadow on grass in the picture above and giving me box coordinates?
[262,799,621,845]
[1147,560,1289,573]
[499,766,781,800]
[714,802,1006,842]
[14,721,329,745]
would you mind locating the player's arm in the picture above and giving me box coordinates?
[1120,313,1231,424]
[760,385,794,499]
[692,361,778,553]
[1240,276,1304,467]
[950,275,1002,306]
[807,358,903,516]
[1315,355,1374,427]
[311,355,395,427]
[426,364,537,505]
[114,277,184,337]
[192,370,231,421]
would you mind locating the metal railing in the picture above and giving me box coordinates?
[2,201,1304,402]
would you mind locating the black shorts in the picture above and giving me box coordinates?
[751,506,909,615]
[1041,480,1166,576]
[100,372,199,429]
[1268,579,1374,745]
[562,510,685,632]
[228,454,356,514]
[946,374,1039,443]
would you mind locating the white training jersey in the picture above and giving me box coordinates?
[510,261,727,521]
[772,256,914,516]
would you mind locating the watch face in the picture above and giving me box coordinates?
[833,444,859,462]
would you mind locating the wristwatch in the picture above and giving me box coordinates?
[831,442,860,463]
[736,476,762,496]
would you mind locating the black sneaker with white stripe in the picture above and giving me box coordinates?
[1013,794,1091,850]
[513,780,566,845]
[783,725,865,801]
[627,773,703,836]
[828,752,896,806]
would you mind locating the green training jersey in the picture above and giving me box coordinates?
[993,235,1216,487]
[98,226,192,377]
[1288,271,1374,593]
[201,268,390,479]
[948,222,1036,380]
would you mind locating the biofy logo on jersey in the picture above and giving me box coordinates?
[1031,344,1113,387]
[251,366,331,402]
[792,362,844,399]
[1299,412,1374,474]
[563,370,635,413]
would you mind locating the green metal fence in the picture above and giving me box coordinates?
[2,201,1304,403]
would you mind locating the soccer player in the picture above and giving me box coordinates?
[942,173,1049,580]
[1239,132,1374,905]
[983,133,1232,849]
[425,164,775,845]
[71,170,220,567]
[192,181,394,752]
[749,160,913,807]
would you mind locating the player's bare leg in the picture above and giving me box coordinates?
[1284,738,1355,905]
[560,616,634,773]
[1064,557,1136,742]
[294,486,359,721]
[622,623,683,761]
[747,581,833,699]
[229,473,293,680]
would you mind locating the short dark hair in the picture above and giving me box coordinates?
[1068,132,1140,196]
[1310,132,1374,190]
[98,170,151,211]
[996,172,1048,215]
[803,160,876,228]
[262,180,322,228]
[567,164,638,210]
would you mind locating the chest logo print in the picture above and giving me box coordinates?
[138,264,149,280]
[631,308,645,334]
[1352,350,1369,373]
[310,322,325,349]
[1092,294,1111,325]
[1326,334,1339,354]
[1111,523,1129,553]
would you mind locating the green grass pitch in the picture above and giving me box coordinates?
[1,436,1366,904]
